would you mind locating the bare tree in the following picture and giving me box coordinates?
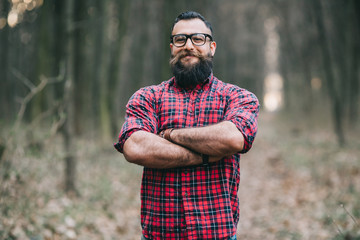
[347,0,360,125]
[311,0,345,146]
[62,0,77,195]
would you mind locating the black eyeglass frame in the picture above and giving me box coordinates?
[170,33,213,47]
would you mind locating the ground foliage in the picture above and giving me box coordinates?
[0,111,359,240]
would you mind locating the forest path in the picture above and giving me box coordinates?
[237,112,359,239]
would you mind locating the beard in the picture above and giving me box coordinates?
[170,50,213,89]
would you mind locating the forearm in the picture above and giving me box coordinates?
[169,121,244,157]
[123,130,202,169]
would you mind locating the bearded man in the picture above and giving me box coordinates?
[114,11,259,240]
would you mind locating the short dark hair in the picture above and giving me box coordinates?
[171,11,213,35]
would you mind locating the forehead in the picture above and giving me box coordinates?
[172,19,211,35]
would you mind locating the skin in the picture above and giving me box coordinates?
[123,18,245,169]
[170,18,217,65]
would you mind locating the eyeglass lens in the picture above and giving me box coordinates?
[172,34,208,47]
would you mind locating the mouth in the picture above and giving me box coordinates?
[181,54,198,60]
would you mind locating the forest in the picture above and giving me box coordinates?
[0,0,359,239]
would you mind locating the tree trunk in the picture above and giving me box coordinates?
[108,0,130,136]
[63,0,78,195]
[311,0,345,146]
[113,0,141,130]
[98,0,113,142]
[73,0,88,135]
[140,0,164,87]
[348,0,360,125]
[0,0,10,121]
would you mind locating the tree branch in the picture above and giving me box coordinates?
[12,64,65,132]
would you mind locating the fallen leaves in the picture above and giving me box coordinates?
[1,112,359,239]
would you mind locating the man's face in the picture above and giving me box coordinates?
[170,19,216,68]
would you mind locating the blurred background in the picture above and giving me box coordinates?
[0,0,359,239]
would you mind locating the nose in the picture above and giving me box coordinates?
[184,37,194,49]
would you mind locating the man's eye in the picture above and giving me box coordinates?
[192,37,204,43]
[174,37,185,43]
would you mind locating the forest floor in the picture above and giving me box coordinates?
[1,111,360,240]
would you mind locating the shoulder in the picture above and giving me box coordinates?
[130,78,173,100]
[211,76,240,92]
[212,76,258,101]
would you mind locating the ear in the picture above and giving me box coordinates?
[170,43,173,51]
[210,41,216,56]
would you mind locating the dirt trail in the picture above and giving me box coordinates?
[236,113,344,239]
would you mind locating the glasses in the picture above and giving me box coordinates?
[170,33,213,47]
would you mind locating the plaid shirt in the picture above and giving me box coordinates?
[115,74,259,240]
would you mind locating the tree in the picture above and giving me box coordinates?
[62,0,77,195]
[311,0,345,146]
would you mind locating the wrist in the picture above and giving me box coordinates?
[201,153,209,166]
[160,128,174,142]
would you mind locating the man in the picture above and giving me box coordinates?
[114,11,259,240]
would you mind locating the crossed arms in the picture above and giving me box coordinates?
[122,121,244,169]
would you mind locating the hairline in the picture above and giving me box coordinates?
[171,19,213,37]
[171,12,213,36]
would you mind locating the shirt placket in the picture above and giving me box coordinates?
[187,89,197,127]
[181,89,200,238]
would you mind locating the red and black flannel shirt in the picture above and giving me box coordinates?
[114,74,259,240]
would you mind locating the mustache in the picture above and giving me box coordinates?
[169,50,203,67]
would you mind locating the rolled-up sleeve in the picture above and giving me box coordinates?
[224,87,259,153]
[114,87,158,153]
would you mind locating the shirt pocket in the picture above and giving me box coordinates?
[197,104,225,126]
